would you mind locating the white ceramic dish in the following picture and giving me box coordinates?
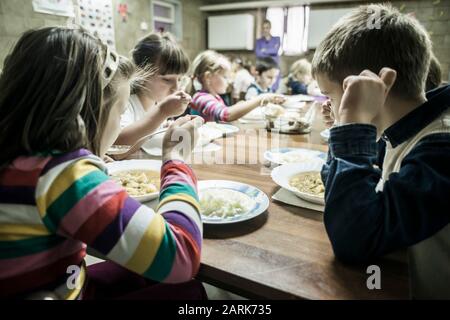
[271,162,325,205]
[198,180,270,224]
[264,148,326,166]
[106,159,162,203]
[141,126,223,156]
[203,122,240,136]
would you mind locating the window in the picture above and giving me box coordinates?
[151,0,182,39]
[152,1,175,33]
[266,6,310,56]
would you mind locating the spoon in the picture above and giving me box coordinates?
[107,128,167,160]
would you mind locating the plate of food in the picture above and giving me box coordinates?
[282,100,306,110]
[264,148,326,166]
[107,159,162,203]
[198,180,270,224]
[141,125,223,156]
[271,162,325,205]
[263,103,285,118]
[203,122,240,136]
[286,94,316,102]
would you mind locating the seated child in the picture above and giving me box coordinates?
[280,59,321,96]
[231,58,255,103]
[312,4,450,299]
[0,27,205,300]
[116,32,191,146]
[245,57,279,100]
[189,50,285,122]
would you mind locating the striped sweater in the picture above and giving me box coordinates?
[0,149,202,299]
[190,91,230,122]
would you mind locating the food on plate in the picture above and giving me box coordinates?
[199,188,256,218]
[263,103,285,118]
[281,110,306,122]
[289,171,325,197]
[110,170,160,196]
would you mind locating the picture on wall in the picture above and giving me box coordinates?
[77,0,116,49]
[32,0,75,17]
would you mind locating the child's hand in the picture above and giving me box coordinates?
[259,93,286,106]
[161,119,175,128]
[162,115,204,163]
[321,100,335,128]
[103,155,115,163]
[157,91,192,118]
[338,68,397,125]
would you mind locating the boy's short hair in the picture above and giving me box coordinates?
[255,56,278,75]
[312,4,432,99]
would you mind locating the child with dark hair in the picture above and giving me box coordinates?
[245,56,280,100]
[189,50,284,122]
[116,32,192,146]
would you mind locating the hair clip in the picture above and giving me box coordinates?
[101,46,119,89]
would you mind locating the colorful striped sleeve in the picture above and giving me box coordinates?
[35,153,202,284]
[191,92,229,122]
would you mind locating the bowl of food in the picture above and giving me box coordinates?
[263,104,311,134]
[271,162,325,205]
[264,147,326,166]
[106,159,162,202]
[198,180,270,224]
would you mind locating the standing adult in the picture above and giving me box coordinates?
[255,19,281,91]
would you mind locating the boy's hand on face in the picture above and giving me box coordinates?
[339,68,397,125]
[157,91,192,118]
[321,100,335,128]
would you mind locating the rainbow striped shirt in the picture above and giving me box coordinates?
[190,91,230,122]
[0,149,202,299]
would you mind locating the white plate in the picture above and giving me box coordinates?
[203,122,240,136]
[106,159,162,203]
[238,118,266,125]
[141,126,223,156]
[282,100,306,110]
[271,162,325,205]
[286,94,315,102]
[264,148,326,166]
[320,129,330,141]
[198,180,270,225]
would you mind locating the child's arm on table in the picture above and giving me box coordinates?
[36,117,204,283]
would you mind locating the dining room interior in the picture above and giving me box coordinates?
[0,0,449,303]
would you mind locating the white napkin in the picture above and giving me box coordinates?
[272,188,324,213]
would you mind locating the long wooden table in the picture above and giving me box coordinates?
[132,120,410,300]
